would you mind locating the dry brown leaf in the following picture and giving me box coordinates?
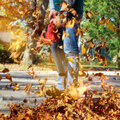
[5,74,13,84]
[98,16,106,25]
[88,77,92,82]
[24,84,32,94]
[2,68,9,73]
[88,11,94,19]
[93,90,98,94]
[0,75,2,81]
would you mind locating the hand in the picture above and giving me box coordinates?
[52,16,62,28]
[49,9,57,20]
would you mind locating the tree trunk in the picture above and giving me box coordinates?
[22,0,49,65]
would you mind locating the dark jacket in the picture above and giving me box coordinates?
[49,0,83,19]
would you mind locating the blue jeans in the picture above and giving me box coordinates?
[51,42,67,90]
[66,54,79,87]
[63,24,80,87]
[51,23,80,90]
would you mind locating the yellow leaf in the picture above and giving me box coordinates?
[105,18,118,32]
[4,105,7,108]
[88,11,94,19]
[81,44,87,55]
[79,70,86,77]
[67,57,74,64]
[69,85,78,100]
[66,18,75,28]
[77,86,88,97]
[38,79,43,85]
[62,31,70,40]
[75,26,83,37]
[13,84,20,91]
[61,0,68,11]
[69,85,88,100]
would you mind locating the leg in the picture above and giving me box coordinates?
[51,42,66,90]
[63,24,80,88]
[66,54,79,87]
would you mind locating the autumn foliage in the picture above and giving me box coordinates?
[0,0,120,119]
[0,66,120,119]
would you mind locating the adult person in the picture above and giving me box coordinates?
[48,0,67,92]
[48,0,84,94]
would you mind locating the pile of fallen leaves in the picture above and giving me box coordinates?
[0,88,120,120]
[0,67,120,120]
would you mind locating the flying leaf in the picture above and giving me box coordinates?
[0,76,2,81]
[62,31,70,40]
[2,68,9,73]
[88,77,92,82]
[79,70,86,77]
[93,89,98,94]
[13,83,20,91]
[5,74,13,84]
[38,79,43,85]
[44,78,48,84]
[88,11,94,19]
[65,18,75,28]
[24,84,32,94]
[61,0,68,11]
[105,18,118,33]
[98,16,106,25]
[75,26,83,37]
[93,72,108,80]
[81,44,87,55]
[67,57,74,64]
[69,85,88,100]
[84,27,88,32]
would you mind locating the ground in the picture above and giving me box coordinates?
[0,70,120,114]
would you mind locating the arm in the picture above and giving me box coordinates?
[49,0,56,21]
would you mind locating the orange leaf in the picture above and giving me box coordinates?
[24,84,32,94]
[66,18,75,28]
[98,16,106,25]
[0,76,2,81]
[93,90,98,94]
[88,11,94,19]
[13,84,20,91]
[5,74,13,84]
[81,44,87,55]
[2,68,9,73]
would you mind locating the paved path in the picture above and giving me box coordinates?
[0,71,120,114]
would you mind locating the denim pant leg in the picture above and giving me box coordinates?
[66,54,79,88]
[51,42,66,90]
[63,24,80,88]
